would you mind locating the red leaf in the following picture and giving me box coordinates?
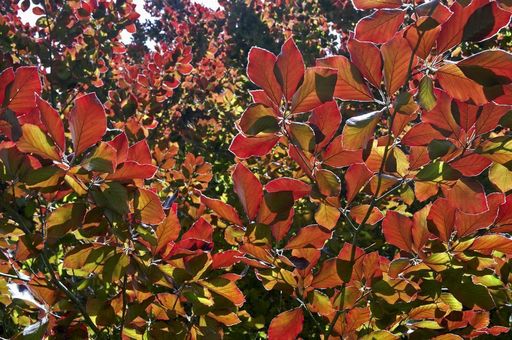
[455,193,503,237]
[308,101,341,150]
[437,0,511,53]
[0,68,15,106]
[284,225,332,249]
[247,47,282,105]
[201,194,243,225]
[107,161,157,180]
[428,198,456,242]
[352,0,402,10]
[229,133,279,159]
[212,250,244,269]
[449,152,492,177]
[182,217,213,242]
[381,34,414,95]
[265,177,311,200]
[446,178,488,214]
[316,56,373,101]
[355,9,405,44]
[69,93,107,156]
[275,38,305,101]
[233,163,263,220]
[345,163,373,203]
[268,308,304,340]
[127,139,152,165]
[348,38,383,88]
[321,135,363,167]
[382,210,414,253]
[35,95,65,152]
[108,132,129,164]
[6,66,41,115]
[401,122,446,146]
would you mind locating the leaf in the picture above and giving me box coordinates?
[381,34,414,95]
[428,198,456,242]
[437,0,511,53]
[284,225,332,249]
[91,182,130,216]
[290,67,337,114]
[233,163,263,220]
[342,110,382,150]
[309,101,342,150]
[17,124,61,160]
[446,178,488,214]
[350,205,384,225]
[418,76,437,111]
[126,139,152,165]
[352,0,402,10]
[402,123,446,146]
[247,47,282,105]
[449,152,492,177]
[36,94,65,151]
[382,210,414,253]
[436,64,487,105]
[198,277,245,307]
[201,194,243,225]
[81,142,117,173]
[354,9,405,44]
[315,169,341,197]
[265,177,311,200]
[288,122,315,153]
[229,133,279,159]
[316,56,373,101]
[345,163,373,203]
[108,132,129,164]
[275,38,305,101]
[403,20,441,59]
[489,163,512,192]
[212,250,244,269]
[155,208,181,255]
[470,234,512,254]
[321,135,363,167]
[135,188,165,224]
[107,161,157,181]
[69,93,107,156]
[46,203,86,243]
[455,192,503,237]
[315,203,341,230]
[347,38,383,88]
[6,66,41,115]
[239,104,279,136]
[268,308,304,340]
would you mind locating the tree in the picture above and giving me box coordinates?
[1,0,512,338]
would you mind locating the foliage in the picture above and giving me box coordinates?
[1,0,512,339]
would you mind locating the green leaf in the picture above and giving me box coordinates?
[418,76,437,110]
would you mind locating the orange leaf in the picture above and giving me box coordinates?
[268,308,304,340]
[135,188,164,225]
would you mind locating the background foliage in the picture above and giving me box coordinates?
[1,0,512,338]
